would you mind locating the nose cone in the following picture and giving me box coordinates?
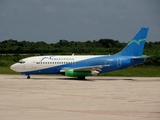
[10,64,18,72]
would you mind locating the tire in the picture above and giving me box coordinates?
[77,76,85,80]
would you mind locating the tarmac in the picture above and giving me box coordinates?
[0,75,160,120]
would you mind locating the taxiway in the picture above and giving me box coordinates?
[0,75,160,120]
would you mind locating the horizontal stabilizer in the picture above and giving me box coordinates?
[131,55,153,60]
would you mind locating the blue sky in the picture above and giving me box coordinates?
[0,0,159,43]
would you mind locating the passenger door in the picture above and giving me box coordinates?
[32,59,37,69]
[117,58,122,67]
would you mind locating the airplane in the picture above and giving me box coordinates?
[10,27,151,79]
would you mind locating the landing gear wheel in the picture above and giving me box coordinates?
[78,76,85,80]
[27,75,30,79]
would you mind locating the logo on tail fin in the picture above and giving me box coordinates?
[128,39,145,46]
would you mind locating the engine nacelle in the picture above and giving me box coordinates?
[65,70,99,77]
[65,70,91,77]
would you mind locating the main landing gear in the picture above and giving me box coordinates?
[27,75,30,79]
[77,76,85,80]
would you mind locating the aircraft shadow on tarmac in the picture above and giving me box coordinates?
[12,76,160,82]
[98,78,133,81]
[10,76,94,81]
[55,77,95,81]
[22,77,134,82]
[28,77,95,82]
[29,78,160,82]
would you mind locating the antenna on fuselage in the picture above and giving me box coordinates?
[72,53,74,56]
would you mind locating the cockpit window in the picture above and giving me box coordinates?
[18,60,25,64]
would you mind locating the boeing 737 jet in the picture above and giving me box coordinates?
[10,27,150,79]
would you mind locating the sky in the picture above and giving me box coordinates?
[0,0,159,43]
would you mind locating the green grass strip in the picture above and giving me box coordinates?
[0,67,20,74]
[100,66,160,77]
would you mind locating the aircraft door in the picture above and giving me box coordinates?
[32,59,37,69]
[117,58,122,67]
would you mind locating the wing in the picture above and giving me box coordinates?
[60,65,103,72]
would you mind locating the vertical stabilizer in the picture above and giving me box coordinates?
[116,27,149,56]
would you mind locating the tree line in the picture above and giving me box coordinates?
[0,39,126,54]
[0,39,160,66]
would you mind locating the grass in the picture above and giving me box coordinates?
[0,67,20,74]
[100,66,160,77]
[0,66,160,77]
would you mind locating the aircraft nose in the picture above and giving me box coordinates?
[10,64,18,72]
